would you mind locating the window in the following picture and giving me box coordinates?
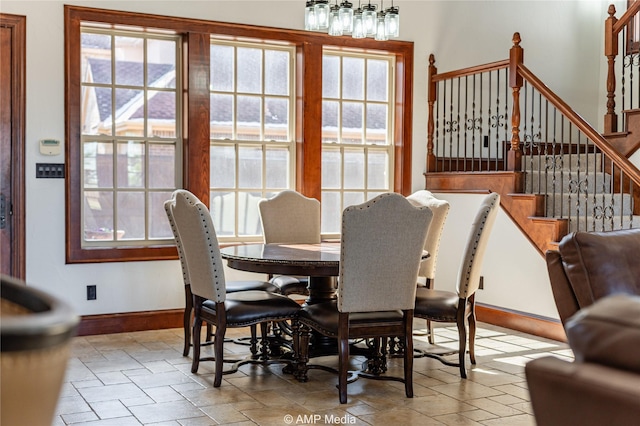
[209,40,295,240]
[80,28,181,247]
[65,6,413,263]
[321,51,395,234]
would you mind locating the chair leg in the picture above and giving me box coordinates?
[456,313,468,379]
[191,301,202,374]
[260,322,269,361]
[404,312,414,398]
[213,314,226,388]
[425,279,435,345]
[183,285,193,357]
[468,304,477,365]
[249,325,258,356]
[206,324,213,342]
[338,313,349,404]
[427,320,435,344]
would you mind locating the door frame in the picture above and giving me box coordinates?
[1,13,26,279]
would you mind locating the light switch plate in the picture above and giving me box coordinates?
[36,163,65,178]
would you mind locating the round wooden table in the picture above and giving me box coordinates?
[220,242,340,304]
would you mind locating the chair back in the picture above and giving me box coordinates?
[165,190,226,302]
[407,190,450,280]
[164,190,199,289]
[456,193,500,298]
[258,190,321,244]
[547,228,640,324]
[338,193,433,313]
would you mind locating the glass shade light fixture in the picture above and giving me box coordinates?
[314,0,331,30]
[385,3,400,38]
[328,3,344,36]
[339,1,354,34]
[304,1,399,40]
[375,10,388,41]
[305,1,319,30]
[351,6,366,39]
[362,2,377,36]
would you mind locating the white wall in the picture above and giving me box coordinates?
[0,0,612,319]
[435,193,559,319]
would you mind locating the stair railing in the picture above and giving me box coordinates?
[604,1,640,134]
[427,32,640,233]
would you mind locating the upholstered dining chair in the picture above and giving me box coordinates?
[414,192,500,378]
[294,193,433,404]
[407,190,450,344]
[258,190,321,296]
[165,190,301,387]
[164,190,277,357]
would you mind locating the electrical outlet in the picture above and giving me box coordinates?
[479,276,484,290]
[87,285,97,300]
[483,135,489,148]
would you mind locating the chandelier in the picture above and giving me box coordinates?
[304,1,400,40]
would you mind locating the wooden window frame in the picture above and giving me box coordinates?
[65,5,414,263]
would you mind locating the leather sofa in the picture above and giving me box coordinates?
[525,229,640,426]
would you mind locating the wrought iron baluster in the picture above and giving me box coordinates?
[456,77,461,171]
[479,73,484,170]
[435,81,440,168]
[494,70,499,171]
[487,71,492,172]
[504,67,509,171]
[567,120,573,226]
[463,76,468,171]
[471,74,477,172]
[560,119,567,219]
[596,140,604,231]
[630,180,635,229]
[447,79,454,171]
[537,91,543,189]
[547,108,558,217]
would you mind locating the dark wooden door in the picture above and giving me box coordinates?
[0,14,26,279]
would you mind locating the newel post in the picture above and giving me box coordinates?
[507,32,523,172]
[426,54,437,173]
[604,4,618,134]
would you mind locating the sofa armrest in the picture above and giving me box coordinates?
[525,356,640,426]
[566,294,640,373]
[545,250,580,325]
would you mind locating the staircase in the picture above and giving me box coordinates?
[426,118,640,255]
[523,148,640,234]
[425,31,640,256]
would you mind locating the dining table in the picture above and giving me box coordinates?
[221,241,344,360]
[220,242,430,365]
[220,242,341,306]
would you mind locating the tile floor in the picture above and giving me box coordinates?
[54,322,572,425]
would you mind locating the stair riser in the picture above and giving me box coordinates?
[525,171,612,194]
[545,193,634,217]
[522,153,603,172]
[566,215,640,233]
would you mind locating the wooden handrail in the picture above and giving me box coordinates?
[517,63,640,186]
[432,59,509,82]
[613,0,640,35]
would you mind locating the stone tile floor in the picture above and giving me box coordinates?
[54,322,571,425]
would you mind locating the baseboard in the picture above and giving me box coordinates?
[77,309,183,336]
[77,305,567,342]
[476,304,566,342]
